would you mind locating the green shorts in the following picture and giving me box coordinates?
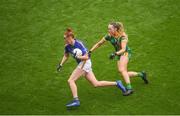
[115,50,132,60]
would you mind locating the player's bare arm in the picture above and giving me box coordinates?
[90,37,106,52]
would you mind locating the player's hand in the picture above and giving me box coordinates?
[88,51,92,57]
[57,64,62,72]
[109,52,116,60]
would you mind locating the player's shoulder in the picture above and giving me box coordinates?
[120,32,128,42]
[75,39,82,43]
[75,39,87,48]
[105,33,111,37]
[104,34,112,40]
[74,39,82,45]
[121,32,128,38]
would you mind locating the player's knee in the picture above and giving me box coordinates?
[93,84,98,88]
[93,81,100,88]
[67,79,74,84]
[67,79,71,84]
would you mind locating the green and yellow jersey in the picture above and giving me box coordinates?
[104,34,132,60]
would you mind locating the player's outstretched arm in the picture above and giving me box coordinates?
[89,37,106,53]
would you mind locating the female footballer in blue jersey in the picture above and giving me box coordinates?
[89,22,148,95]
[57,28,130,108]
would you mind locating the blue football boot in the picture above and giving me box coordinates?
[66,100,80,108]
[116,80,133,96]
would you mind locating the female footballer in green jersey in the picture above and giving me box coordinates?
[89,22,148,94]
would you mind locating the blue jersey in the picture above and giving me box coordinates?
[64,39,88,64]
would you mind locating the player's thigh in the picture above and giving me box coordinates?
[68,67,86,81]
[117,56,129,71]
[85,71,98,84]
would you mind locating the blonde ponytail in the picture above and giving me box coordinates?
[116,22,124,35]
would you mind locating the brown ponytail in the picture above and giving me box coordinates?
[64,28,74,38]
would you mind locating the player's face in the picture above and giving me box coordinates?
[64,36,73,44]
[108,24,116,36]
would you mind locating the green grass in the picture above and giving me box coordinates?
[0,0,180,114]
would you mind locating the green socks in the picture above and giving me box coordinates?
[125,72,144,90]
[126,83,132,90]
[138,72,143,77]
